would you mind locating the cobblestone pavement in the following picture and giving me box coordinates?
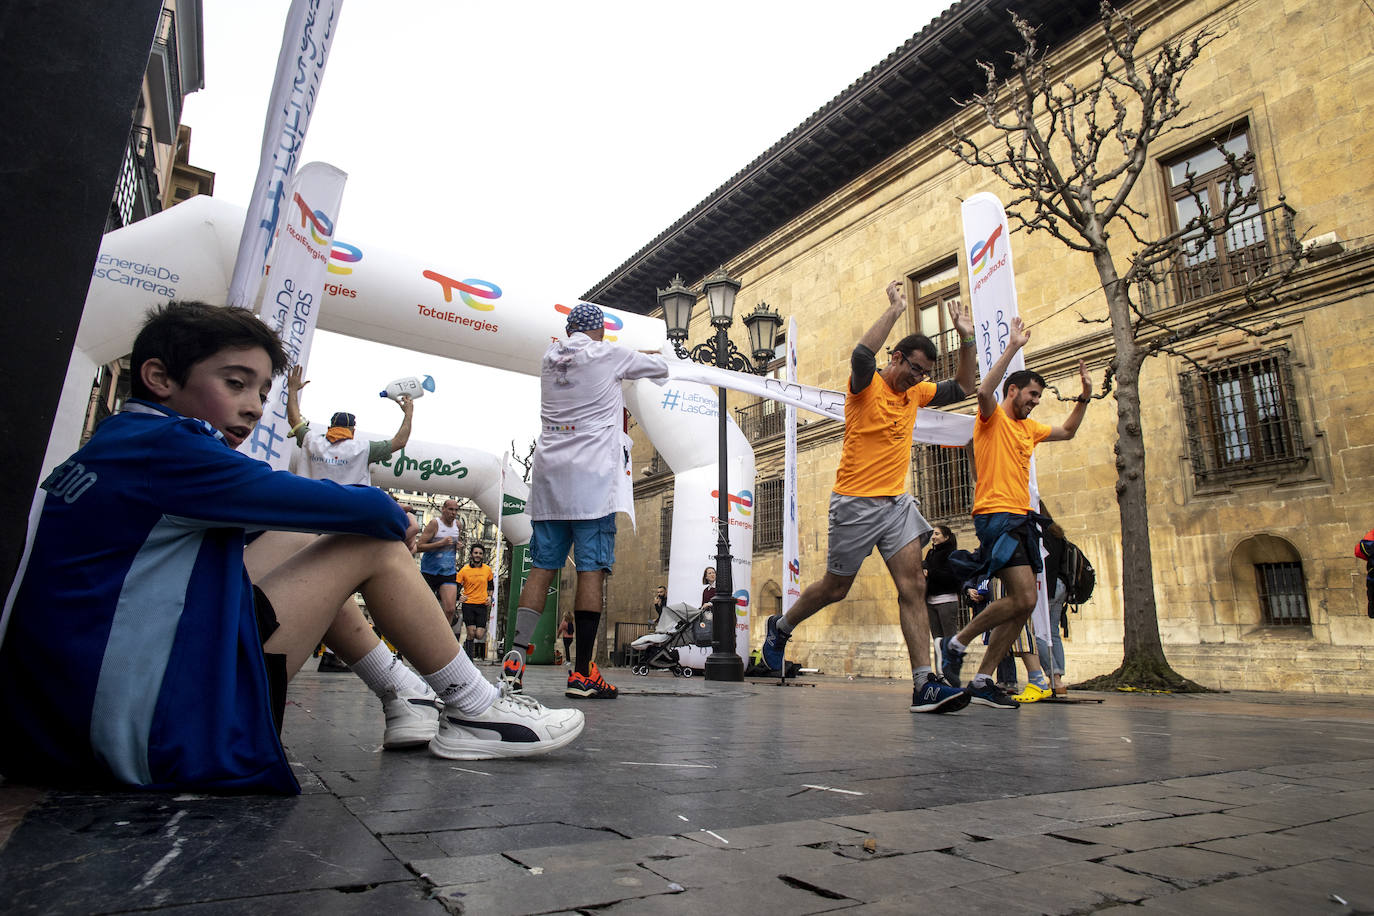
[3,665,1373,914]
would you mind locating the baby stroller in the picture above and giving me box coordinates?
[629,602,713,677]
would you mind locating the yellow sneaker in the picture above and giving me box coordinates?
[1012,683,1053,703]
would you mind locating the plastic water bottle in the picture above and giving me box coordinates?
[380,375,436,402]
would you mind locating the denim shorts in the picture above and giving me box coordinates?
[826,492,931,577]
[529,514,617,572]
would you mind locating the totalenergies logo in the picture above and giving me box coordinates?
[423,270,503,311]
[733,589,749,617]
[325,240,362,275]
[292,191,334,240]
[787,558,800,581]
[969,223,1004,276]
[554,302,623,341]
[291,192,362,276]
[710,488,753,517]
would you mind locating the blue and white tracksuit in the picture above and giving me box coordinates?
[0,400,409,794]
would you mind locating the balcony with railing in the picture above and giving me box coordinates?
[734,399,787,444]
[108,125,162,230]
[1137,199,1300,312]
[147,7,183,144]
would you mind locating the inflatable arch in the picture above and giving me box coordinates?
[57,195,756,655]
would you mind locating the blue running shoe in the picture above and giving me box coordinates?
[966,680,1020,709]
[910,675,971,713]
[761,614,789,672]
[941,640,965,686]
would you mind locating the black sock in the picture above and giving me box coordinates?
[574,610,599,677]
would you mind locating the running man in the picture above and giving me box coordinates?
[760,279,975,713]
[941,316,1091,709]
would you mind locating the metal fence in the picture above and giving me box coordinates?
[734,400,786,443]
[1136,199,1299,310]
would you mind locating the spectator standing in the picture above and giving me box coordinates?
[504,303,670,700]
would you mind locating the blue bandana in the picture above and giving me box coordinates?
[565,303,604,334]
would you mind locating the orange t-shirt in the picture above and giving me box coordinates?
[973,405,1052,515]
[456,563,494,604]
[833,376,938,497]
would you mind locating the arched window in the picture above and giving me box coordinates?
[1229,534,1311,627]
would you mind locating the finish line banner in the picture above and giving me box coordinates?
[663,359,973,447]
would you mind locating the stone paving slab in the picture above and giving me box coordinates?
[951,833,1125,870]
[1099,845,1265,884]
[6,670,1374,914]
[431,861,680,915]
[965,858,1178,911]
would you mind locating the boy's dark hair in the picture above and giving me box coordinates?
[891,333,938,363]
[1003,369,1047,398]
[130,301,289,399]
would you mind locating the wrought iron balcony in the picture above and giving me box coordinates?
[734,399,787,444]
[108,125,161,231]
[1136,198,1300,312]
[147,7,183,144]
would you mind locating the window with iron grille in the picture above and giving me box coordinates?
[754,478,784,551]
[1255,561,1310,626]
[910,262,965,382]
[912,442,973,522]
[659,495,673,572]
[1179,349,1305,483]
[1164,125,1269,302]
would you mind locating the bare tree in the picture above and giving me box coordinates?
[951,2,1303,690]
[509,438,537,484]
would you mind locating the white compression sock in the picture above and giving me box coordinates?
[422,652,499,715]
[348,641,429,697]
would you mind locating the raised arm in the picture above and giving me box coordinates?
[389,394,414,452]
[859,280,909,355]
[948,299,977,396]
[977,316,1030,419]
[1047,360,1092,441]
[286,365,309,439]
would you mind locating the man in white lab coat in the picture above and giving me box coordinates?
[504,303,669,699]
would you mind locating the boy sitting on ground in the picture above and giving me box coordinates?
[0,301,582,794]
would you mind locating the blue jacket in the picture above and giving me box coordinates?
[0,401,409,794]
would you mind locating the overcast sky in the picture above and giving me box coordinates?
[181,0,951,455]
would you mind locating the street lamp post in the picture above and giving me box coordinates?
[658,269,782,682]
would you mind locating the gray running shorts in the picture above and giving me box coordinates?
[826,492,932,577]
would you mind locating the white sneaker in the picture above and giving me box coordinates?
[429,683,585,760]
[381,686,442,749]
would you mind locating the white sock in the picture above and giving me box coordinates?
[422,652,499,715]
[348,641,428,698]
[913,666,932,686]
[973,673,993,687]
[947,635,966,654]
[776,615,795,636]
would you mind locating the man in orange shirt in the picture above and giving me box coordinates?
[760,280,976,713]
[941,317,1091,709]
[456,544,496,659]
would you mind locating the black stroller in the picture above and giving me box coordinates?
[629,602,713,677]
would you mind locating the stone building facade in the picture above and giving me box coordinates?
[585,0,1374,692]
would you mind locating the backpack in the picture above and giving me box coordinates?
[1062,540,1096,605]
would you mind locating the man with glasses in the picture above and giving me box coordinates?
[760,279,977,713]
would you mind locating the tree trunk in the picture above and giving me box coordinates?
[1079,247,1207,692]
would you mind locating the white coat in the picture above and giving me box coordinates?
[527,333,668,524]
